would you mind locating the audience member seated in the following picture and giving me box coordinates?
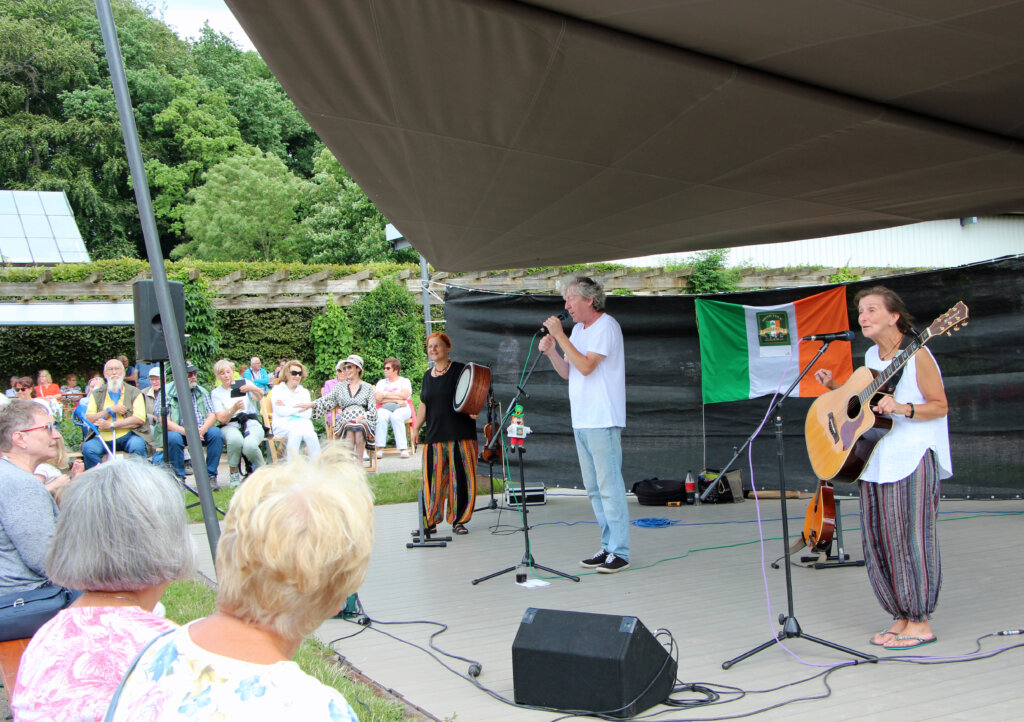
[6,376,18,399]
[374,357,413,459]
[243,356,271,393]
[10,459,194,722]
[60,374,82,396]
[302,355,375,463]
[155,362,224,487]
[72,376,103,438]
[104,447,372,720]
[270,357,289,386]
[118,355,138,387]
[81,359,148,469]
[321,360,346,435]
[134,362,153,392]
[15,377,35,401]
[33,435,84,496]
[0,400,66,596]
[211,359,265,488]
[269,360,320,460]
[33,370,61,401]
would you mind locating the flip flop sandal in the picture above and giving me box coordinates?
[453,523,469,535]
[869,630,900,646]
[883,635,937,650]
[411,525,437,536]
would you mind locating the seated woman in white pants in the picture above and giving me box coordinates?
[210,359,266,487]
[269,360,320,460]
[374,357,413,458]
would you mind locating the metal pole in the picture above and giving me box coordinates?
[419,253,432,337]
[94,0,220,561]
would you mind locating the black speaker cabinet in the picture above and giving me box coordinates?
[512,607,677,718]
[132,280,185,363]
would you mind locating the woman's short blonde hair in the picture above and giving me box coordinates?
[213,358,235,376]
[215,445,375,640]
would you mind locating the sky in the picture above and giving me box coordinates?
[156,0,256,52]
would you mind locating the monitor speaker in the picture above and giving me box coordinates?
[132,280,185,363]
[511,607,676,718]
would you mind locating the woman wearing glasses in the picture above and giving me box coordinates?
[269,360,320,460]
[374,358,413,459]
[300,355,376,464]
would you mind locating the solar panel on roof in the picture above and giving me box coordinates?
[0,190,91,265]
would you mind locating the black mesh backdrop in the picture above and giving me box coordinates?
[444,256,1024,498]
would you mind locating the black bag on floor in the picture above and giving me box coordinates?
[631,478,686,506]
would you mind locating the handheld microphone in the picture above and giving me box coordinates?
[801,330,855,343]
[539,309,570,335]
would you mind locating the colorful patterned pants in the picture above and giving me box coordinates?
[859,451,942,622]
[423,439,478,525]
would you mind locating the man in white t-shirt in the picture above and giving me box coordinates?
[540,275,630,573]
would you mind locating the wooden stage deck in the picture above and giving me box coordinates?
[192,490,1024,721]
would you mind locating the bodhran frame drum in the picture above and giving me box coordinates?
[453,362,491,415]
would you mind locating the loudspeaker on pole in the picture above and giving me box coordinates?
[511,607,677,718]
[132,280,186,363]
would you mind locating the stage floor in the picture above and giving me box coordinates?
[192,490,1024,721]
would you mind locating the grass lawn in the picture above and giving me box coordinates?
[162,579,411,721]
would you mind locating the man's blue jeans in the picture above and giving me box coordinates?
[573,427,630,561]
[81,432,148,469]
[161,427,224,480]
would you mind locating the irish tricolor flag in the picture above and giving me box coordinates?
[695,287,853,404]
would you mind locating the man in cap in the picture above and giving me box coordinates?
[155,362,224,486]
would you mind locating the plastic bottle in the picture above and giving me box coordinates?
[685,470,696,505]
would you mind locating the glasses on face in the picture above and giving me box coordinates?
[20,423,55,435]
[15,387,28,392]
[343,364,354,370]
[384,366,393,371]
[289,370,303,376]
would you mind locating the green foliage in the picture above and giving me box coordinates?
[176,151,309,261]
[59,407,82,452]
[289,148,419,265]
[829,267,862,284]
[179,276,219,382]
[309,299,355,390]
[347,278,427,389]
[685,249,741,294]
[216,307,318,377]
[0,324,134,380]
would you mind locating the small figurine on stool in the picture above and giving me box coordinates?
[507,404,531,449]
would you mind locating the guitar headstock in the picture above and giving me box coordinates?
[926,301,969,339]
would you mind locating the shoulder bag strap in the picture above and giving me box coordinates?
[102,627,176,721]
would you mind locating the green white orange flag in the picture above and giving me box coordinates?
[695,287,853,404]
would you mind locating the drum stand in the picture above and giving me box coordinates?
[407,488,451,549]
[472,346,579,585]
[721,341,874,669]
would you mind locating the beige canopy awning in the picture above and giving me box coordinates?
[226,0,1024,271]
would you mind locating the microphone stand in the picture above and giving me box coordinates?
[472,339,579,585]
[721,340,874,669]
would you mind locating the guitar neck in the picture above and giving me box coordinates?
[859,331,931,402]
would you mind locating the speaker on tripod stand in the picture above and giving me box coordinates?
[132,280,185,362]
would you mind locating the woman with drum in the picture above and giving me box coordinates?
[412,332,479,536]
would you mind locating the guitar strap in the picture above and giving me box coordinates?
[878,333,914,395]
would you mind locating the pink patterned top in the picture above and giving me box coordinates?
[10,605,177,722]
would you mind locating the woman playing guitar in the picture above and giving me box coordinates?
[813,286,951,652]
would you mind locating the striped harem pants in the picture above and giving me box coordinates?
[423,439,478,526]
[859,451,942,622]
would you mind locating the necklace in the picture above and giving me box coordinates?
[431,362,451,377]
[879,338,902,360]
[83,591,139,605]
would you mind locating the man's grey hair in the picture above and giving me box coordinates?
[562,274,606,312]
[0,400,48,452]
[46,458,196,591]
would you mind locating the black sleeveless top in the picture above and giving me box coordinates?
[420,360,478,445]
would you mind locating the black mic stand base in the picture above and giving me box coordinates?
[722,615,876,669]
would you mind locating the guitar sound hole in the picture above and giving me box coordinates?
[846,397,861,419]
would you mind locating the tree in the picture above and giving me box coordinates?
[686,249,740,294]
[347,277,427,389]
[289,148,420,265]
[309,299,355,390]
[175,151,308,261]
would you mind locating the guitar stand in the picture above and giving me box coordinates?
[722,344,875,670]
[472,445,579,585]
[800,496,865,569]
[475,389,509,513]
[407,489,451,548]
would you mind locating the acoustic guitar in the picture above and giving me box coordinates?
[804,301,968,483]
[791,480,835,554]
